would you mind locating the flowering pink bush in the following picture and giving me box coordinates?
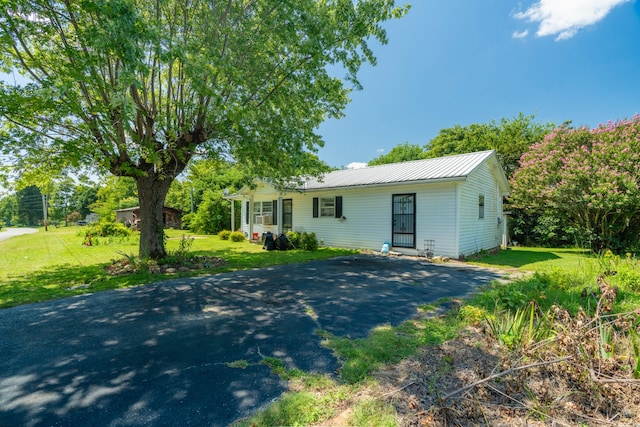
[510,116,640,250]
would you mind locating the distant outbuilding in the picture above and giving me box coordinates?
[115,206,182,229]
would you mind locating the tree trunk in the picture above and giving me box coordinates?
[136,175,173,259]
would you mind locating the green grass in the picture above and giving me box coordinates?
[6,235,640,426]
[467,247,640,315]
[322,313,461,384]
[233,390,339,427]
[0,226,357,309]
[349,398,398,427]
[467,246,594,272]
[243,246,640,426]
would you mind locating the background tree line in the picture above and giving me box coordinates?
[367,113,640,253]
[0,159,251,233]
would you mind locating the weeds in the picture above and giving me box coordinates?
[350,398,398,427]
[630,328,640,379]
[484,302,555,350]
[233,391,335,427]
[174,234,194,258]
[323,316,460,384]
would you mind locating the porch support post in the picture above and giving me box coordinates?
[249,196,254,239]
[231,199,235,232]
[277,196,283,234]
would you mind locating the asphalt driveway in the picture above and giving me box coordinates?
[0,254,502,426]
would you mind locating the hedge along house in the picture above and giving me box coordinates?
[227,150,511,259]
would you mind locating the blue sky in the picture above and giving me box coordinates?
[1,1,638,175]
[317,0,640,169]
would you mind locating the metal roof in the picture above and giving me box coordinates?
[296,150,499,191]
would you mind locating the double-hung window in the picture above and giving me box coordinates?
[313,196,343,218]
[253,201,276,224]
[319,197,335,217]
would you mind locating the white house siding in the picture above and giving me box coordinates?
[415,182,458,257]
[287,188,392,250]
[279,182,459,257]
[232,151,510,258]
[457,163,503,257]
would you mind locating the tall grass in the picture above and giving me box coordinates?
[470,247,640,315]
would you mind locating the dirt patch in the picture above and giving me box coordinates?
[371,325,640,426]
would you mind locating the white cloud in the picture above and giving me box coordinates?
[514,0,631,41]
[512,29,529,39]
[376,148,385,154]
[346,162,368,170]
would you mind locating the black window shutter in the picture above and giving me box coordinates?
[272,200,278,225]
[245,201,250,224]
[312,197,319,218]
[335,196,343,218]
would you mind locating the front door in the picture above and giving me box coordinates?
[392,194,416,248]
[283,199,293,233]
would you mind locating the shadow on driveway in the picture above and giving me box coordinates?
[0,255,503,426]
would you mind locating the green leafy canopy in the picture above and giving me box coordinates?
[0,0,409,257]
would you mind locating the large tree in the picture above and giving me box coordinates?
[0,0,408,258]
[510,117,640,250]
[425,113,554,178]
[368,141,423,165]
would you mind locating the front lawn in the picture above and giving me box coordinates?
[466,246,594,272]
[0,226,357,309]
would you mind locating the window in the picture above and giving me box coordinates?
[320,197,335,217]
[253,202,262,224]
[478,195,485,219]
[313,196,343,218]
[262,201,273,217]
[253,201,275,224]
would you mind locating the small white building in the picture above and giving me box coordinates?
[227,150,510,259]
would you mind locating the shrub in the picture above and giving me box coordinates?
[300,232,318,251]
[458,305,488,326]
[86,221,131,238]
[181,212,195,230]
[218,230,231,240]
[189,190,229,234]
[66,211,82,223]
[286,231,301,249]
[230,231,246,242]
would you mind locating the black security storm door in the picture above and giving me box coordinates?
[392,194,416,248]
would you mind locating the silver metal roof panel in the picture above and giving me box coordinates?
[298,150,496,190]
